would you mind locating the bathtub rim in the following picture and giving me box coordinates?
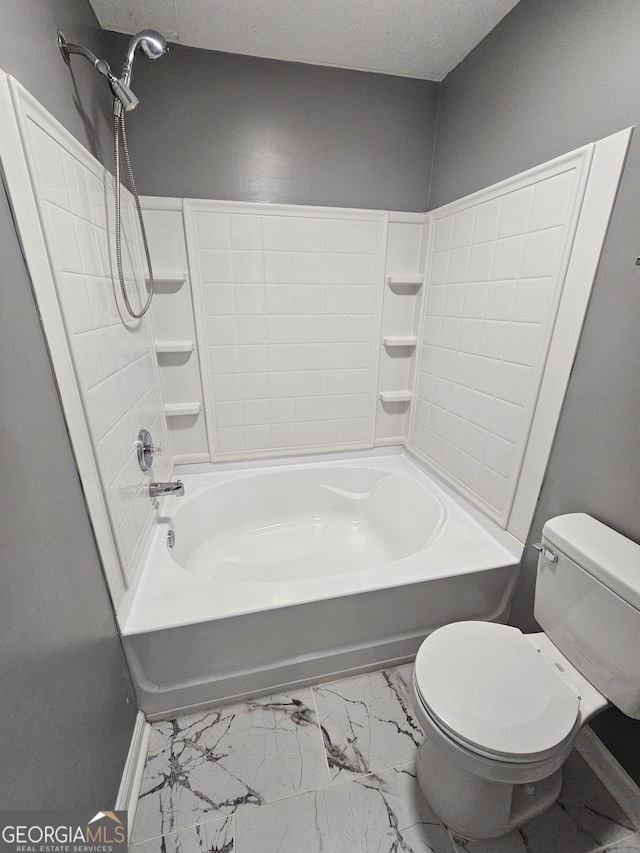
[118,449,523,637]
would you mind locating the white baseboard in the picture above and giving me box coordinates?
[115,711,151,835]
[576,726,640,831]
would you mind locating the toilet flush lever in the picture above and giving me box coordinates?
[533,542,558,563]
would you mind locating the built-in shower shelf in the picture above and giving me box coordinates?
[382,335,418,348]
[154,339,195,354]
[164,402,202,417]
[379,390,412,403]
[386,275,423,289]
[146,271,187,287]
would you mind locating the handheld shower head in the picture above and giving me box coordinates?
[109,75,139,112]
[123,29,168,85]
[56,27,164,319]
[58,31,140,111]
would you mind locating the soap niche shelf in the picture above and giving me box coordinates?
[154,340,195,354]
[382,335,418,349]
[146,271,187,287]
[386,274,423,290]
[164,402,202,417]
[379,390,412,404]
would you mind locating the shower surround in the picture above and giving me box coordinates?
[0,67,629,714]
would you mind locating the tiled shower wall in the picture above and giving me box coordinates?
[17,96,171,585]
[186,202,387,457]
[409,160,586,525]
[141,201,426,462]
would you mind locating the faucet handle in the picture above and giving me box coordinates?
[136,428,162,471]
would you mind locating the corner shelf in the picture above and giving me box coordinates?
[154,340,195,354]
[382,335,418,349]
[146,271,187,287]
[386,275,423,289]
[164,402,202,417]
[379,390,412,404]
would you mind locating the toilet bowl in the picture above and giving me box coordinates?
[410,622,607,839]
[410,514,640,840]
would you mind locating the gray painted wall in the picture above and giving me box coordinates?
[1,0,112,162]
[432,0,640,783]
[5,0,638,804]
[105,37,439,211]
[0,0,136,809]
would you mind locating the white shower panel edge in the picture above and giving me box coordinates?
[0,72,125,604]
[1,74,173,592]
[408,127,632,541]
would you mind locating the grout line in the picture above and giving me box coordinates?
[310,684,334,788]
[230,814,236,853]
[231,758,422,825]
[131,812,235,847]
[325,759,418,793]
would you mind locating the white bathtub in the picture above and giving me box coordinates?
[119,450,522,718]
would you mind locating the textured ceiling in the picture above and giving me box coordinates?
[89,0,520,81]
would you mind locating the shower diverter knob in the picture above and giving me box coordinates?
[136,428,162,471]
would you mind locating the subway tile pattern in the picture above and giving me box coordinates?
[132,663,639,853]
[187,205,386,458]
[410,169,578,523]
[23,119,171,582]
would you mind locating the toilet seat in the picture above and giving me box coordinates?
[414,622,581,763]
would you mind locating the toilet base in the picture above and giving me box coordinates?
[416,736,563,839]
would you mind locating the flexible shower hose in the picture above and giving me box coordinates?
[113,109,155,319]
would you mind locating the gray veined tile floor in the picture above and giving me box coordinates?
[131,663,640,853]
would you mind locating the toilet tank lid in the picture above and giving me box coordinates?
[543,513,640,611]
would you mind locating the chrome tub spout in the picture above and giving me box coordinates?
[149,480,184,498]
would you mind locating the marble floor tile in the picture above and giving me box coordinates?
[131,662,639,853]
[449,752,637,853]
[313,663,422,782]
[235,762,456,853]
[130,816,233,852]
[132,688,330,843]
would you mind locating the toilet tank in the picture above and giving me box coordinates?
[534,513,640,718]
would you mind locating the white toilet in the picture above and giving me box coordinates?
[410,513,640,840]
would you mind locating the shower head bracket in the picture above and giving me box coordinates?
[58,31,71,65]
